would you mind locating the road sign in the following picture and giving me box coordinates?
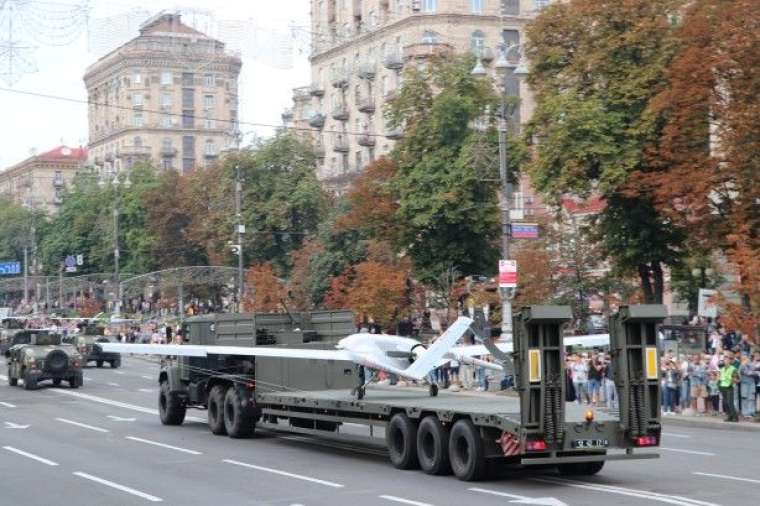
[64,255,77,273]
[698,289,718,318]
[498,260,518,288]
[0,262,21,276]
[511,223,539,239]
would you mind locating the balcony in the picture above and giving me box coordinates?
[53,175,65,187]
[308,112,326,128]
[333,136,350,152]
[385,126,404,140]
[281,108,294,123]
[403,42,455,60]
[474,47,495,63]
[358,134,376,147]
[357,62,376,79]
[383,49,403,70]
[119,145,151,157]
[309,83,325,97]
[331,103,349,121]
[161,146,178,157]
[293,86,311,103]
[357,95,375,113]
[330,67,350,88]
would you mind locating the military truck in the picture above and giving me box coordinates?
[6,330,84,390]
[149,305,665,481]
[65,323,121,368]
[0,317,26,355]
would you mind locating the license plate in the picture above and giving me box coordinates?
[572,439,609,449]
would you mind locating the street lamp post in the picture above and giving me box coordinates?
[472,43,529,342]
[100,172,130,316]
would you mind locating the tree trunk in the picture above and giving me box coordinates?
[638,263,655,303]
[651,261,664,304]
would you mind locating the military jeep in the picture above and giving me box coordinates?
[67,324,121,368]
[6,331,83,390]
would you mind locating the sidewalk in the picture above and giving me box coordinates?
[661,413,760,432]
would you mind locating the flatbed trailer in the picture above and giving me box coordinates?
[155,305,666,481]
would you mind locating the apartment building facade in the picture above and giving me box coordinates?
[284,0,552,192]
[84,13,242,174]
[0,146,87,215]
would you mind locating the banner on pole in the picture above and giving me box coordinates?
[498,260,518,288]
[0,262,21,275]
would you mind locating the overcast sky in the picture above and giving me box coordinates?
[0,0,310,168]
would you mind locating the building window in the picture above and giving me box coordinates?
[182,88,194,109]
[182,72,194,86]
[132,93,143,107]
[203,74,215,87]
[162,137,172,152]
[203,95,215,110]
[535,0,550,8]
[182,158,194,172]
[182,110,194,128]
[205,139,216,156]
[204,117,215,129]
[472,0,484,13]
[134,136,142,147]
[422,0,437,13]
[161,93,172,108]
[133,72,142,85]
[162,158,173,170]
[471,30,485,55]
[161,71,173,85]
[355,151,362,169]
[162,114,173,128]
[133,112,144,127]
[422,30,438,44]
[501,0,520,16]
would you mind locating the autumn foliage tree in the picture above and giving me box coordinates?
[242,263,288,312]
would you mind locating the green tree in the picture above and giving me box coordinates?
[0,197,41,267]
[525,0,687,302]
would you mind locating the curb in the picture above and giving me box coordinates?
[661,417,760,433]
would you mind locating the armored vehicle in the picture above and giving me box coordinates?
[66,323,121,368]
[6,330,83,390]
[0,318,26,355]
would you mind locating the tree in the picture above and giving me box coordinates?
[513,245,554,307]
[336,157,399,241]
[386,55,508,276]
[525,0,687,301]
[242,263,287,312]
[0,197,41,266]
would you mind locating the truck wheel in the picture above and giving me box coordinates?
[23,373,37,391]
[207,384,228,435]
[96,360,104,368]
[53,378,62,387]
[386,413,419,470]
[158,380,186,425]
[69,376,81,389]
[417,416,451,475]
[111,358,121,368]
[8,375,17,386]
[449,419,486,481]
[223,388,255,438]
[558,460,605,476]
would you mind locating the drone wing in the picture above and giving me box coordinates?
[98,342,352,361]
[400,316,473,380]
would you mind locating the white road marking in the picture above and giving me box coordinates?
[73,472,163,502]
[4,422,29,429]
[107,382,120,387]
[223,459,344,488]
[660,447,716,456]
[107,415,137,422]
[662,432,692,439]
[56,417,109,433]
[533,477,724,506]
[126,436,202,455]
[693,472,760,485]
[138,388,155,393]
[3,446,58,466]
[379,495,435,506]
[0,401,16,408]
[114,371,126,375]
[469,487,568,505]
[141,375,153,380]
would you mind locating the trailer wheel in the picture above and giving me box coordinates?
[449,419,486,481]
[8,375,17,386]
[111,358,121,368]
[223,388,255,439]
[386,413,419,470]
[158,380,186,425]
[558,460,605,476]
[53,378,62,387]
[96,360,104,368]
[207,384,228,435]
[23,373,37,391]
[416,416,451,475]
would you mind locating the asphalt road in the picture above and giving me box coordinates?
[0,357,757,506]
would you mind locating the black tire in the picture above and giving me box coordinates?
[69,376,81,389]
[207,384,228,435]
[23,373,37,391]
[96,360,104,368]
[417,416,451,475]
[8,376,17,386]
[449,419,486,481]
[111,358,121,368]
[429,384,439,397]
[46,350,68,374]
[158,380,186,425]
[223,388,255,438]
[53,378,62,387]
[386,412,419,470]
[558,460,605,476]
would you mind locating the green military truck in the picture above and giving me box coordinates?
[66,323,121,368]
[6,330,84,390]
[150,305,665,481]
[0,317,26,355]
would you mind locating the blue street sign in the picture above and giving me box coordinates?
[511,223,540,239]
[0,262,21,276]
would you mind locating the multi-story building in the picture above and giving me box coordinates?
[0,146,87,215]
[285,0,553,191]
[84,13,242,174]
